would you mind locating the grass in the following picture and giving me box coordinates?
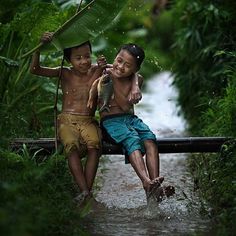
[0,149,89,236]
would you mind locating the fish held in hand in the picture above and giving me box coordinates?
[98,74,113,113]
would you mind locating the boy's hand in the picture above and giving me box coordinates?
[129,74,142,104]
[97,55,107,69]
[40,32,54,44]
[128,87,142,104]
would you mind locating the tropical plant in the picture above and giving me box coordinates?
[171,0,236,234]
[0,1,67,146]
[0,149,88,236]
[22,0,128,57]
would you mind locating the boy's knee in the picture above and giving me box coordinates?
[123,137,142,156]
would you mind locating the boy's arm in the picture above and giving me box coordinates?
[129,73,143,104]
[87,78,99,109]
[95,56,113,73]
[91,55,111,79]
[30,32,61,77]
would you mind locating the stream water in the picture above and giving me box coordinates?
[82,72,212,235]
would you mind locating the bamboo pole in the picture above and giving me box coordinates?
[10,137,232,155]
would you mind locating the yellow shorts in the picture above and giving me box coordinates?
[57,113,102,157]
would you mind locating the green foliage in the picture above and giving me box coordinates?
[0,149,88,236]
[0,1,67,146]
[92,0,174,78]
[201,75,236,137]
[171,0,236,234]
[189,141,236,235]
[171,0,236,133]
[23,0,128,57]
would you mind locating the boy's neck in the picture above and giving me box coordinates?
[71,67,88,77]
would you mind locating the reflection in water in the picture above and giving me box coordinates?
[82,72,211,235]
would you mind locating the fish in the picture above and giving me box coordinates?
[98,73,114,113]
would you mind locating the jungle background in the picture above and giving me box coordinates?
[0,0,235,235]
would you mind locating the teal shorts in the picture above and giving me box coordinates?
[101,114,157,156]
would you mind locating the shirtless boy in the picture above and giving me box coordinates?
[89,43,173,200]
[30,32,108,202]
[30,33,142,203]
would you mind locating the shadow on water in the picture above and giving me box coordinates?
[82,72,213,235]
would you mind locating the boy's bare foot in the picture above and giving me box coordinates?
[150,176,164,187]
[145,176,164,199]
[147,184,175,204]
[146,178,175,203]
[74,191,91,206]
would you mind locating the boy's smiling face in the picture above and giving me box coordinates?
[112,49,138,78]
[69,44,92,74]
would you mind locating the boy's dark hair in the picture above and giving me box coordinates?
[63,41,92,62]
[117,43,145,70]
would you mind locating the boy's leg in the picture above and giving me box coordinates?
[85,148,100,191]
[68,150,89,194]
[131,116,160,180]
[80,120,101,192]
[144,140,175,200]
[144,139,160,179]
[128,150,163,192]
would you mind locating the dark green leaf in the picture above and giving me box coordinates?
[22,0,127,57]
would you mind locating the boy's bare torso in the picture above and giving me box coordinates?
[99,73,135,118]
[62,65,101,116]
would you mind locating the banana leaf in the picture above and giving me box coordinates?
[22,0,127,58]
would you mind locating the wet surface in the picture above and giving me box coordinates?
[82,72,212,235]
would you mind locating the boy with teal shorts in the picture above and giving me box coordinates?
[89,43,175,201]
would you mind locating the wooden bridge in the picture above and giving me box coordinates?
[10,137,232,156]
